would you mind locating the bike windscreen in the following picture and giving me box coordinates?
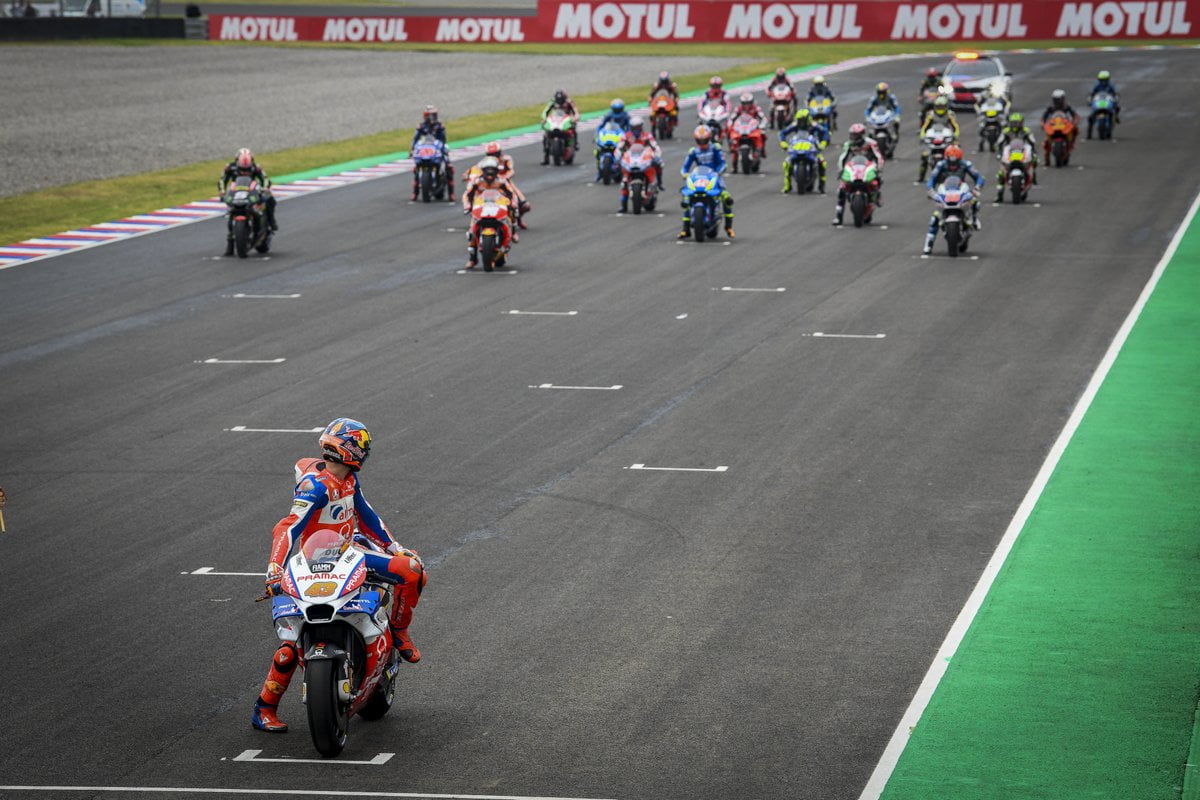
[301,529,349,564]
[941,175,964,191]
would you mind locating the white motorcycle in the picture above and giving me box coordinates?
[269,529,401,757]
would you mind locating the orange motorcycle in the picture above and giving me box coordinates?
[1042,112,1077,167]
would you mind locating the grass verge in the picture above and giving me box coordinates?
[4,38,1194,245]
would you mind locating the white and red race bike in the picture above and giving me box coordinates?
[272,529,401,757]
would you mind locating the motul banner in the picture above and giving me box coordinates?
[210,0,1195,43]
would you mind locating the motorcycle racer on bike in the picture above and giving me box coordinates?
[806,75,838,129]
[920,96,961,139]
[866,82,902,138]
[768,67,794,93]
[541,89,581,164]
[218,148,277,256]
[919,67,942,94]
[617,116,665,212]
[923,144,985,254]
[1087,70,1121,138]
[252,418,427,733]
[461,157,517,268]
[994,112,1039,201]
[481,142,530,229]
[648,70,680,106]
[733,92,768,158]
[599,98,631,131]
[833,123,885,225]
[704,76,733,115]
[778,108,828,193]
[679,126,734,239]
[410,106,455,201]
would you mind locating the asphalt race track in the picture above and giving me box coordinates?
[1,47,1197,800]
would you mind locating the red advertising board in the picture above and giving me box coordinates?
[211,0,1196,43]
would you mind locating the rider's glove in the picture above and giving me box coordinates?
[265,562,284,594]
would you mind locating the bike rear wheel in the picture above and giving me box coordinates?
[851,194,866,228]
[631,181,644,215]
[552,139,564,166]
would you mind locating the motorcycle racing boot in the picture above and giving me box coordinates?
[677,219,691,239]
[464,246,478,269]
[618,195,628,214]
[392,626,422,663]
[224,236,235,256]
[922,232,935,255]
[251,700,288,733]
[832,205,844,226]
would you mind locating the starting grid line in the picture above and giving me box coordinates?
[0,54,918,273]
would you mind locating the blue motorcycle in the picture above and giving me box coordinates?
[1091,91,1116,140]
[595,122,624,185]
[784,131,822,195]
[681,166,725,242]
[411,135,449,202]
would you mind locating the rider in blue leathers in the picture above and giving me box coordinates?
[923,144,984,254]
[1087,70,1121,138]
[865,81,902,139]
[778,108,828,193]
[599,98,632,131]
[678,125,734,239]
[410,105,454,201]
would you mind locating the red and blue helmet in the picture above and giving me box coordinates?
[320,418,372,470]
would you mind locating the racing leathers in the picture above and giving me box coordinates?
[806,83,837,129]
[920,107,961,139]
[617,129,665,210]
[732,103,767,158]
[410,132,455,202]
[1087,79,1121,137]
[833,137,885,224]
[491,151,530,229]
[866,92,902,138]
[778,118,828,193]
[924,157,985,253]
[1041,101,1080,157]
[218,161,277,253]
[679,143,734,237]
[542,97,581,162]
[254,458,427,732]
[994,124,1039,200]
[461,172,517,267]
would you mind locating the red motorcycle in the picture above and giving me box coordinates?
[650,90,678,140]
[729,113,765,174]
[468,188,513,271]
[620,143,659,215]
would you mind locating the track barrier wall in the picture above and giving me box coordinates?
[210,0,1195,43]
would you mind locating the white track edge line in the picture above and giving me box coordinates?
[0,787,614,800]
[857,185,1200,800]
